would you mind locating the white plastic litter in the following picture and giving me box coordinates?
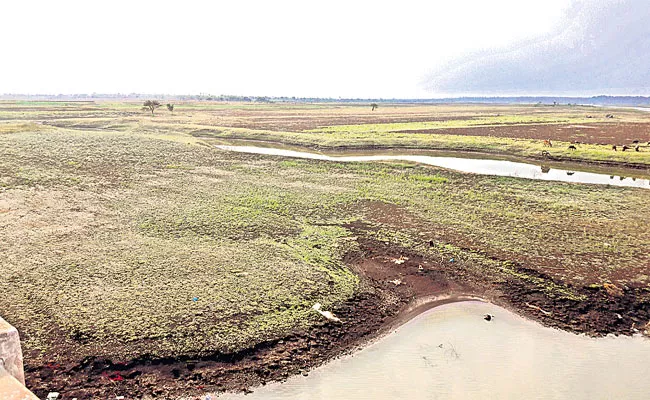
[312,303,341,323]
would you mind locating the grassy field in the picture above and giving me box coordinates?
[1,101,649,396]
[3,101,649,166]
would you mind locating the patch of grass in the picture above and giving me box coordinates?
[199,127,650,166]
[407,173,448,184]
[0,101,648,367]
[306,115,606,134]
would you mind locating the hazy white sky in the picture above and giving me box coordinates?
[1,0,575,97]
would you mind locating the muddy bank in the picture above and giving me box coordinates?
[25,226,650,399]
[205,137,650,171]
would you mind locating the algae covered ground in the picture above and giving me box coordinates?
[1,101,649,397]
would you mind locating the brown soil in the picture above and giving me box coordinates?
[26,222,650,399]
[222,114,479,132]
[399,122,650,146]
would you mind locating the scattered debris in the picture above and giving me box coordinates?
[392,256,409,264]
[603,283,623,297]
[47,394,60,400]
[103,372,124,382]
[428,240,434,247]
[388,279,402,286]
[449,258,455,263]
[418,265,424,271]
[525,302,552,316]
[445,342,460,359]
[616,313,623,320]
[192,297,199,302]
[484,314,494,322]
[312,303,341,323]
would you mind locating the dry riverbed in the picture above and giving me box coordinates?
[0,101,649,398]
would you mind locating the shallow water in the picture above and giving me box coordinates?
[215,145,650,189]
[216,301,650,400]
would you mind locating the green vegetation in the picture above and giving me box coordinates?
[307,115,606,133]
[0,102,649,367]
[201,127,650,166]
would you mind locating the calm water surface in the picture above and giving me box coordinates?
[216,301,650,400]
[215,145,650,189]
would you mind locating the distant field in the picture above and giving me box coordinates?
[1,101,649,398]
[3,101,648,166]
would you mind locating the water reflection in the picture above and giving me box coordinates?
[215,145,650,189]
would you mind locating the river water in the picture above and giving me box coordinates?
[216,301,650,400]
[215,145,650,189]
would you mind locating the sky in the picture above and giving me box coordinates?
[0,0,644,98]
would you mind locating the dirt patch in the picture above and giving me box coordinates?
[398,122,650,146]
[225,115,479,132]
[26,225,650,399]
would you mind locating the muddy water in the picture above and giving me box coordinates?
[215,145,650,189]
[216,301,650,400]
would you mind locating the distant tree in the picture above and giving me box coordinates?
[166,103,174,114]
[143,100,162,115]
[370,103,378,111]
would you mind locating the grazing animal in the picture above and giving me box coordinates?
[635,145,640,152]
[633,140,639,144]
[612,145,617,151]
[543,139,553,147]
[484,314,493,322]
[428,240,434,247]
[622,145,630,151]
[568,145,577,150]
[566,171,575,176]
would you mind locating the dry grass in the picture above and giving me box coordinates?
[0,101,649,366]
